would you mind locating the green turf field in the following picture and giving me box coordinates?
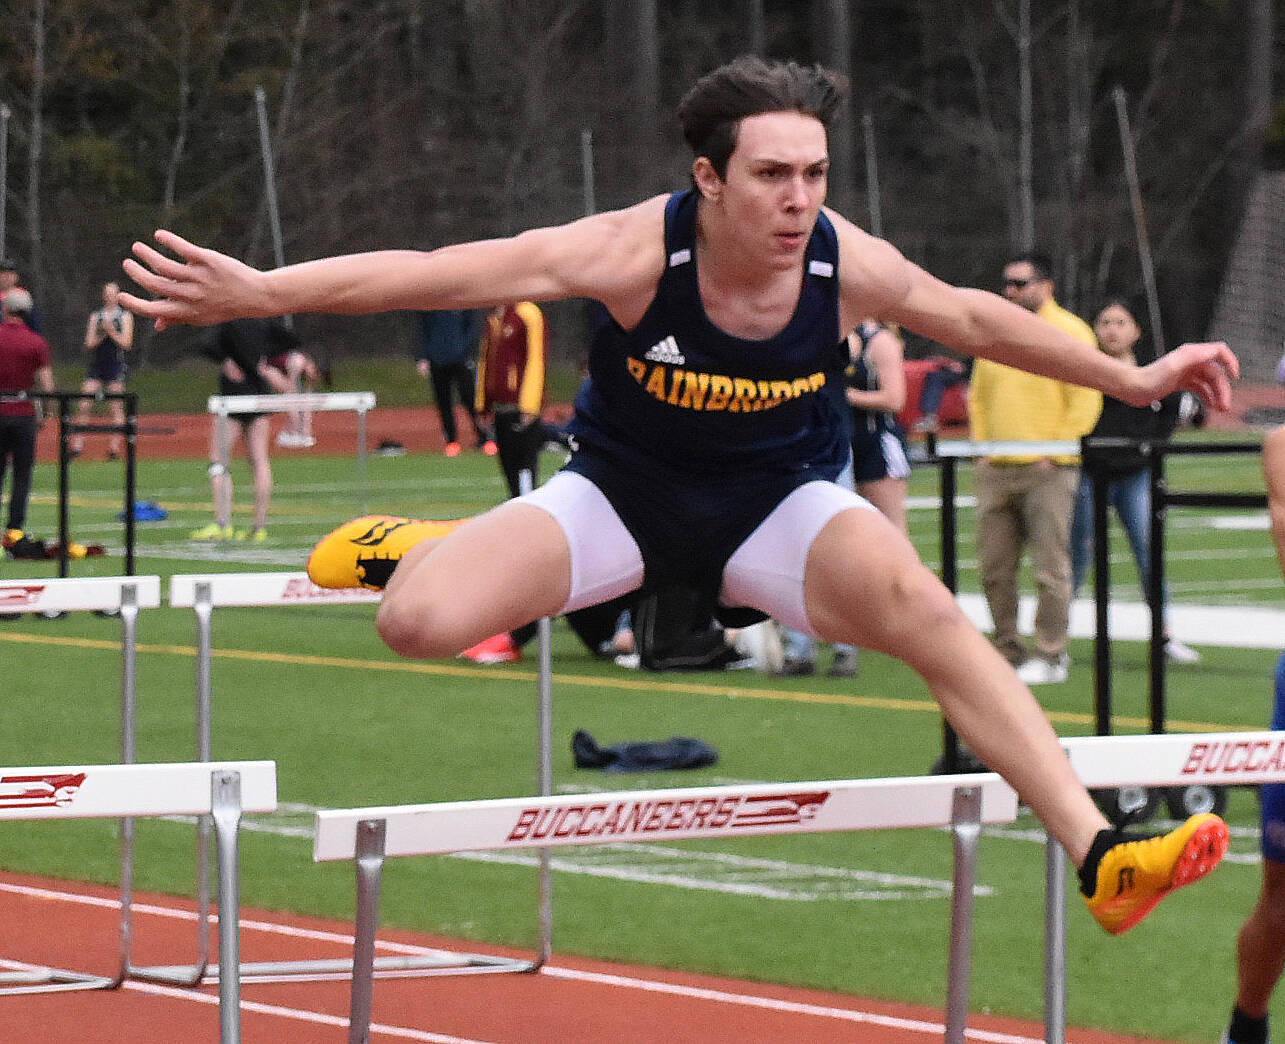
[0,434,1278,1040]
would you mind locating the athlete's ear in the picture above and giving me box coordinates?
[692,157,722,202]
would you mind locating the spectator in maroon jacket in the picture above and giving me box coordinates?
[0,288,54,544]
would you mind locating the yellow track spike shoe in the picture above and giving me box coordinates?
[306,515,464,591]
[1082,812,1229,935]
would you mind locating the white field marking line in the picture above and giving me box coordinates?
[536,966,1046,1044]
[0,959,499,1044]
[0,889,1044,1044]
[449,844,986,901]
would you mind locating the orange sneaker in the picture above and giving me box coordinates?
[306,515,464,590]
[1082,812,1229,935]
[481,440,498,456]
[459,632,522,664]
[443,441,462,458]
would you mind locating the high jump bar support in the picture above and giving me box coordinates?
[207,391,376,513]
[0,759,276,1044]
[1043,731,1285,1044]
[315,774,1019,1044]
[161,567,554,985]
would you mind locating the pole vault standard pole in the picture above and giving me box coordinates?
[1113,86,1165,360]
[0,102,9,259]
[862,109,882,239]
[254,86,287,275]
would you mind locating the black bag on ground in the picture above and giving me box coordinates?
[632,586,743,671]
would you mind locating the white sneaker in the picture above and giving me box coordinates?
[732,620,784,674]
[1016,653,1069,685]
[1164,638,1202,664]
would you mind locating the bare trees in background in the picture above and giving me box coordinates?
[0,0,1278,368]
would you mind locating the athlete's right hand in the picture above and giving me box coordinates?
[120,230,269,331]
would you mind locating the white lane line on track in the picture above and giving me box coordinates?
[0,959,498,1044]
[538,965,1044,1044]
[0,880,1055,1043]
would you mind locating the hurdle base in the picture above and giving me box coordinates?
[0,968,119,996]
[129,951,541,986]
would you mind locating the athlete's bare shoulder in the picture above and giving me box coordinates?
[550,195,668,328]
[822,207,916,333]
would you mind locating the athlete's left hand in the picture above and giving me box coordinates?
[1134,341,1238,412]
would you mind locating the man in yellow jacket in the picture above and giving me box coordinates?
[969,253,1102,685]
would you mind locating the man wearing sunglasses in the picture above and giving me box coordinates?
[969,252,1102,685]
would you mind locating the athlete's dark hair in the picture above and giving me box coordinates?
[677,56,849,180]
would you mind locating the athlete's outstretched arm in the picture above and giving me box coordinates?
[120,199,667,332]
[829,213,1238,413]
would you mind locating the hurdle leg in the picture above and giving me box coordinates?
[124,580,214,987]
[349,819,388,1044]
[521,467,555,967]
[211,771,243,1044]
[536,612,554,965]
[1043,835,1068,1044]
[357,407,368,514]
[943,784,981,1044]
[194,584,215,978]
[116,581,142,985]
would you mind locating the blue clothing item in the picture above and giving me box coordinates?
[1069,467,1165,602]
[919,361,970,416]
[415,309,480,366]
[565,189,849,593]
[1262,651,1285,864]
[88,341,126,382]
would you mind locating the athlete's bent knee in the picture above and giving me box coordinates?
[375,594,464,659]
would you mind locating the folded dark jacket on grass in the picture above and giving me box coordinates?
[572,729,718,773]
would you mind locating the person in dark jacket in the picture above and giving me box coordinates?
[414,309,494,457]
[1069,296,1199,663]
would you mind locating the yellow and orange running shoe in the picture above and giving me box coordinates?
[1082,812,1229,935]
[306,515,464,590]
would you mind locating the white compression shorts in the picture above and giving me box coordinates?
[519,471,874,636]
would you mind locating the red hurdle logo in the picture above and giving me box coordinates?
[727,791,831,829]
[0,773,87,809]
[0,584,45,608]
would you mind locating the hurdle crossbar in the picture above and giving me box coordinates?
[1039,731,1285,1044]
[315,774,1019,1044]
[0,760,275,1044]
[162,571,552,987]
[207,392,376,512]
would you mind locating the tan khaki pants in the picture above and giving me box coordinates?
[974,462,1079,662]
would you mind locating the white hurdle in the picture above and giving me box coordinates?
[0,760,276,1044]
[207,391,377,511]
[314,774,1019,1044]
[0,573,161,770]
[1041,730,1285,1044]
[165,570,553,985]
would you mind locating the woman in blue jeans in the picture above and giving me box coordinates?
[1069,297,1199,663]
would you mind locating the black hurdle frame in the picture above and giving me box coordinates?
[1,390,140,575]
[930,435,1266,762]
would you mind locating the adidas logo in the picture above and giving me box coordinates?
[644,335,685,366]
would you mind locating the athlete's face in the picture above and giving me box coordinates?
[696,111,829,270]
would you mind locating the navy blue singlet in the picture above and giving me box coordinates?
[565,189,850,593]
